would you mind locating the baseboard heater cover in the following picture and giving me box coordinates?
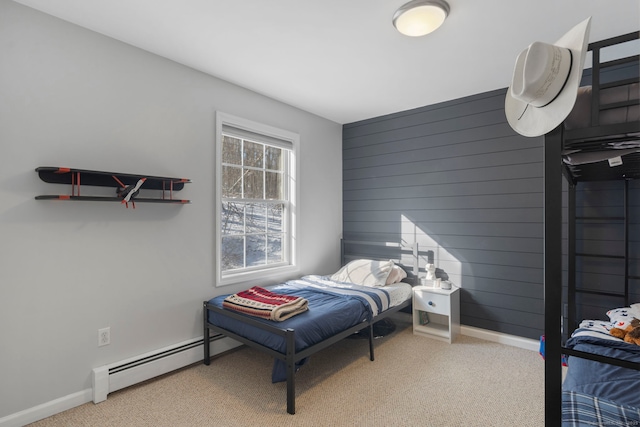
[92,334,239,403]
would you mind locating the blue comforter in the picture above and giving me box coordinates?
[562,391,640,427]
[207,275,393,382]
[563,334,640,409]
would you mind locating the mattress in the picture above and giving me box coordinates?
[375,280,412,308]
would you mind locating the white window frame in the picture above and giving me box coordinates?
[215,112,299,286]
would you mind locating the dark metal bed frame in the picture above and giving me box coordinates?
[544,31,640,425]
[202,240,418,414]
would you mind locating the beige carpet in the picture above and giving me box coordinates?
[29,314,544,426]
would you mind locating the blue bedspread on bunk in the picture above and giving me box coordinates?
[563,334,640,409]
[562,391,640,427]
[207,275,392,382]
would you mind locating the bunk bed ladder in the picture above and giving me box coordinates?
[624,179,630,308]
[567,183,576,334]
[568,180,631,332]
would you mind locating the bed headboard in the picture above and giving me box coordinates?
[340,239,426,286]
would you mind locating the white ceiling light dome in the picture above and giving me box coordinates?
[393,0,450,37]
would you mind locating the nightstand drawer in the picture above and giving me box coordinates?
[413,291,450,315]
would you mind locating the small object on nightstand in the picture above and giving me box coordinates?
[419,310,430,325]
[426,263,436,280]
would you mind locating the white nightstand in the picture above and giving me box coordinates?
[412,286,460,343]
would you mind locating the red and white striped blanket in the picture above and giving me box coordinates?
[222,286,309,321]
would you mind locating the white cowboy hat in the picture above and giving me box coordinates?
[505,17,592,137]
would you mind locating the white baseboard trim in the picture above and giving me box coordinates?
[1,336,240,427]
[461,325,540,352]
[0,389,92,427]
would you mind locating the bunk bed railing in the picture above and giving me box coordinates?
[544,126,564,426]
[562,347,640,372]
[588,31,640,128]
[562,30,640,146]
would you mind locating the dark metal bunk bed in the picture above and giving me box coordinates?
[202,240,418,415]
[544,31,640,425]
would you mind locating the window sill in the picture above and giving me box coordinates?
[218,265,300,287]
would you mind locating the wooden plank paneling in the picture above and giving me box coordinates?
[344,177,543,200]
[344,163,543,190]
[342,88,546,340]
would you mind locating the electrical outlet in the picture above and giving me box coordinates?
[98,327,110,347]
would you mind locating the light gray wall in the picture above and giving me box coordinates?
[343,89,545,340]
[0,1,342,419]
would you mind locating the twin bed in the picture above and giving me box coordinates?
[203,242,418,414]
[543,30,640,425]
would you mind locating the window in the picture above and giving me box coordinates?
[215,113,298,285]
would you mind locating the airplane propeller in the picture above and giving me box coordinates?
[113,176,147,208]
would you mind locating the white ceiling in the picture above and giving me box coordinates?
[13,0,640,124]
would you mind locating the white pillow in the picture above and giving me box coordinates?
[386,265,408,285]
[330,259,395,287]
[606,306,638,329]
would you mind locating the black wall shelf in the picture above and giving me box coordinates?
[35,167,191,206]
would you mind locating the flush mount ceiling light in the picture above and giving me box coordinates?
[392,0,450,37]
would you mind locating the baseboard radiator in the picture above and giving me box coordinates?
[92,334,239,403]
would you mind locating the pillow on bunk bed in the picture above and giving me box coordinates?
[606,304,640,328]
[330,259,395,287]
[571,304,640,340]
[576,319,617,334]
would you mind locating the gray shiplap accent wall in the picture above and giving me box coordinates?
[343,89,545,339]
